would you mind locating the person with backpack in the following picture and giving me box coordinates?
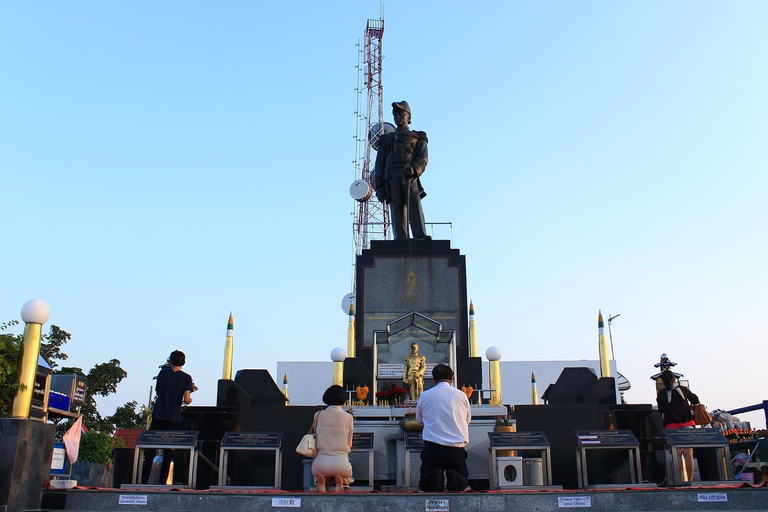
[656,369,700,482]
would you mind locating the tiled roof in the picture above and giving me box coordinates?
[114,429,145,449]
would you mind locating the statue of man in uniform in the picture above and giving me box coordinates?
[403,342,427,400]
[373,101,431,240]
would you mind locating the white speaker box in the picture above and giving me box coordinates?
[496,456,524,487]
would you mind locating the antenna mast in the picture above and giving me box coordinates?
[351,18,389,256]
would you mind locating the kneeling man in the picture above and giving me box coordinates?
[415,364,471,491]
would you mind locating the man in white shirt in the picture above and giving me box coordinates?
[415,364,471,491]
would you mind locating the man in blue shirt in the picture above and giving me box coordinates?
[415,364,471,491]
[143,350,194,484]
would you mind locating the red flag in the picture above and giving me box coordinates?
[63,416,83,464]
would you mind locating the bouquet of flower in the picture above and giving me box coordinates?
[390,386,409,402]
[495,415,513,427]
[377,381,408,404]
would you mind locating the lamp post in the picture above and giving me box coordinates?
[486,346,502,407]
[331,347,346,387]
[11,300,50,419]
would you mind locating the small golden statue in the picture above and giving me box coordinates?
[403,342,426,401]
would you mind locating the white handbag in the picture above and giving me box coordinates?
[296,414,318,458]
[295,432,317,458]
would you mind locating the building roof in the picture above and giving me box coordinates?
[114,429,145,449]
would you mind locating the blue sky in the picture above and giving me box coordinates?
[2,1,766,427]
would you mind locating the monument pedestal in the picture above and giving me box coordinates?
[392,437,422,488]
[354,240,481,393]
[0,418,55,512]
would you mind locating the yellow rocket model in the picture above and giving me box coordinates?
[222,312,234,380]
[531,372,539,405]
[346,303,356,358]
[469,301,478,358]
[598,310,611,378]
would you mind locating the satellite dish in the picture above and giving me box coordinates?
[349,180,372,202]
[341,292,356,314]
[368,122,395,150]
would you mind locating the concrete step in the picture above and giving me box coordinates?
[43,485,768,512]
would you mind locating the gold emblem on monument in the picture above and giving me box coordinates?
[403,266,420,303]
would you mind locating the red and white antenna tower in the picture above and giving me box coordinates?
[350,18,392,256]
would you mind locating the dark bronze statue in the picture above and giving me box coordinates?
[373,101,431,240]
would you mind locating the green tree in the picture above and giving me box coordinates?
[40,324,70,369]
[59,359,129,435]
[110,400,151,430]
[0,320,147,434]
[77,431,125,464]
[0,320,22,415]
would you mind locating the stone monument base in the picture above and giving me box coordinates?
[0,418,55,512]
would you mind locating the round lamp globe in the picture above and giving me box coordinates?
[330,347,347,362]
[485,346,502,361]
[21,299,50,325]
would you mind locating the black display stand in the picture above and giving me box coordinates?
[487,431,558,489]
[213,431,282,489]
[351,432,375,489]
[129,430,199,489]
[575,430,653,489]
[663,429,733,486]
[403,432,424,489]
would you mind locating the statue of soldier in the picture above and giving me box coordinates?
[373,101,431,240]
[403,342,427,400]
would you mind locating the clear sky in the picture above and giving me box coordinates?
[2,1,766,427]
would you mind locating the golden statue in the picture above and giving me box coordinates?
[403,342,426,400]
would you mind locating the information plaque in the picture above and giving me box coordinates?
[136,430,198,446]
[488,431,549,447]
[575,430,638,447]
[221,432,282,448]
[405,432,424,448]
[352,432,374,449]
[664,429,728,445]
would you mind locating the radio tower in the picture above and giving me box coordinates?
[350,18,391,256]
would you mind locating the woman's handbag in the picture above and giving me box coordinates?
[296,414,318,458]
[296,432,317,458]
[693,403,712,426]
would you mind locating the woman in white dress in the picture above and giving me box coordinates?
[311,385,354,493]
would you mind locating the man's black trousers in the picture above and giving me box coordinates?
[419,441,469,491]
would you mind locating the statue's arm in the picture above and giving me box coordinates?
[373,135,391,190]
[412,131,428,177]
[373,137,391,202]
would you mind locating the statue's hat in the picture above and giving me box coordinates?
[392,101,411,114]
